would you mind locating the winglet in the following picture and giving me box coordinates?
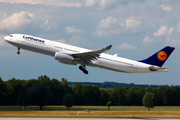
[105,45,112,50]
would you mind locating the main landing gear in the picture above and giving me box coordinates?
[79,65,88,74]
[17,47,20,55]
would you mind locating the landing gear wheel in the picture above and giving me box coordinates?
[17,51,20,55]
[83,70,88,74]
[79,66,83,71]
[17,47,20,55]
[79,65,89,74]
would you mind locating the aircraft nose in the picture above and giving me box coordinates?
[4,36,10,41]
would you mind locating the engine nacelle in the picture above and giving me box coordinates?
[55,52,76,65]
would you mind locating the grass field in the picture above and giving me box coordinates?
[0,106,180,118]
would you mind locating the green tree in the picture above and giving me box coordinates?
[0,77,5,105]
[17,91,29,106]
[109,86,125,105]
[73,83,83,105]
[80,85,100,105]
[167,86,176,106]
[146,86,152,93]
[28,84,49,110]
[155,86,168,105]
[61,78,73,94]
[63,93,74,110]
[175,87,180,106]
[143,92,155,111]
[106,101,112,111]
[5,78,26,105]
[47,78,64,105]
[100,89,109,105]
[127,87,145,106]
[38,75,50,85]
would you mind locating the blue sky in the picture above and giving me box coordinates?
[0,0,180,85]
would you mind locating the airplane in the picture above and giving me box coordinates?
[4,34,175,74]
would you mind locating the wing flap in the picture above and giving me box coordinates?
[71,45,112,62]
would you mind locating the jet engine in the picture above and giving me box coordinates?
[55,52,77,65]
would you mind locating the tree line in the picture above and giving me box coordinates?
[0,75,180,108]
[68,81,177,89]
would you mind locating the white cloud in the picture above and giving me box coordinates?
[96,17,143,37]
[0,34,5,46]
[119,18,143,34]
[161,5,173,12]
[178,21,180,33]
[0,12,7,20]
[53,2,82,8]
[125,19,142,28]
[84,0,121,10]
[0,0,82,8]
[118,42,137,50]
[68,35,85,46]
[0,11,53,32]
[83,0,145,10]
[168,27,173,35]
[153,26,173,37]
[96,16,119,37]
[84,0,101,7]
[96,29,108,37]
[0,0,43,4]
[142,36,156,45]
[119,18,142,33]
[55,38,66,43]
[98,16,118,29]
[165,36,180,46]
[66,26,82,34]
[96,29,120,37]
[0,11,35,31]
[159,0,179,4]
[67,35,92,47]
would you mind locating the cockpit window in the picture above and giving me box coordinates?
[10,35,13,37]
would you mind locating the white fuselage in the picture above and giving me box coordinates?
[4,34,167,73]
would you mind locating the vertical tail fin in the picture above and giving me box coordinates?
[139,46,175,67]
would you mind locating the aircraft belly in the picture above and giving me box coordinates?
[11,41,55,56]
[23,45,55,56]
[95,58,151,73]
[96,58,134,73]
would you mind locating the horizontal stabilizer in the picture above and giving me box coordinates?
[149,66,168,72]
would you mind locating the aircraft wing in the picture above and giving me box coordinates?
[71,45,112,62]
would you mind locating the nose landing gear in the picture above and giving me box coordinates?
[17,47,20,55]
[79,65,88,74]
